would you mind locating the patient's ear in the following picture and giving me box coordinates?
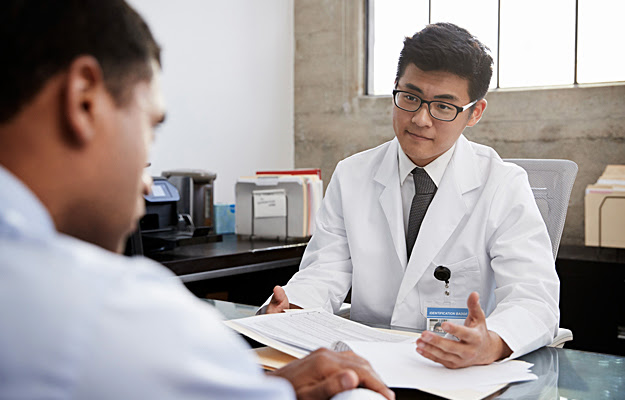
[63,56,106,146]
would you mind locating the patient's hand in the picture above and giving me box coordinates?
[267,285,301,313]
[269,348,395,400]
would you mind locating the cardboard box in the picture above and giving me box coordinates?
[585,165,625,248]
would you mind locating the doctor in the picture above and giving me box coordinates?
[263,23,560,368]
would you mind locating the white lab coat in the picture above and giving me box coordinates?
[276,135,560,358]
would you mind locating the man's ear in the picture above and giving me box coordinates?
[63,56,106,146]
[466,99,487,127]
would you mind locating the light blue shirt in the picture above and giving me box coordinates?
[0,166,294,399]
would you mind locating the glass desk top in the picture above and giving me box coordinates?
[206,299,625,400]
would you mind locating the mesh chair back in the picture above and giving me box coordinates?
[504,159,578,260]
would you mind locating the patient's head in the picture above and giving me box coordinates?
[0,0,161,123]
[0,0,166,253]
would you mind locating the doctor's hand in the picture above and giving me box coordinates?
[269,348,395,400]
[266,285,302,314]
[415,292,512,369]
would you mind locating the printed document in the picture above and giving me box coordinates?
[226,309,538,400]
[225,308,413,358]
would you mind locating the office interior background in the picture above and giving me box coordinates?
[119,0,625,360]
[131,0,624,248]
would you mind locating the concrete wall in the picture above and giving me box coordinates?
[293,0,625,246]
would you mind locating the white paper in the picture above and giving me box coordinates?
[598,178,625,186]
[226,309,535,400]
[331,388,388,400]
[225,309,413,358]
[338,340,536,393]
[253,189,287,218]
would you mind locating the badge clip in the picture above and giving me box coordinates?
[434,265,451,296]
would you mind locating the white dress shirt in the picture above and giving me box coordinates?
[398,143,456,235]
[0,165,295,399]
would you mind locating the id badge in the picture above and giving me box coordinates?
[422,265,468,334]
[425,304,468,333]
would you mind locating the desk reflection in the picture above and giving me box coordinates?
[498,347,559,399]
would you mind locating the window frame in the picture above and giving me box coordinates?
[365,0,594,95]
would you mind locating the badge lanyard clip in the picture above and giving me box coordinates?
[434,265,451,297]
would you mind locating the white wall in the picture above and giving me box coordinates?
[128,0,294,204]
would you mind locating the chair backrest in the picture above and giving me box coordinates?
[504,159,578,260]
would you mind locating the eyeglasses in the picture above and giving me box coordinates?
[392,90,477,122]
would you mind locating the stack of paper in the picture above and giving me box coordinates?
[225,309,537,400]
[256,169,323,237]
[225,309,412,359]
[586,165,625,194]
[335,340,536,400]
[235,169,323,239]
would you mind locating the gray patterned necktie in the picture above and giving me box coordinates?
[406,167,437,260]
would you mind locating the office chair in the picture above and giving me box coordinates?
[505,159,579,260]
[505,159,579,348]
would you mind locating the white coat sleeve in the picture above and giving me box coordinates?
[263,162,354,314]
[484,168,560,359]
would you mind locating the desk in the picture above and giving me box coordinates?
[148,237,625,355]
[207,299,625,400]
[148,234,307,304]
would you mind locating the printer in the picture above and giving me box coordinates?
[126,174,220,255]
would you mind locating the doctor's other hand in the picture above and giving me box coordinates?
[267,285,302,314]
[269,348,395,400]
[416,292,512,369]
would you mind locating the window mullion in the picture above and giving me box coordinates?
[574,0,579,85]
[497,0,501,89]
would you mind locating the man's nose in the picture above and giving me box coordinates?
[142,172,153,196]
[412,105,433,127]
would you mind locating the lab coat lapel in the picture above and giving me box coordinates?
[396,135,482,304]
[374,139,408,271]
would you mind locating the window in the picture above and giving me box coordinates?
[367,0,625,95]
[577,0,625,83]
[499,0,575,87]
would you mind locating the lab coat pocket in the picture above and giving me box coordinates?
[418,256,481,317]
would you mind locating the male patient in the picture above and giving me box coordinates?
[0,1,394,399]
[264,23,560,368]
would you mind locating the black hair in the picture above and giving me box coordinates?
[396,22,493,102]
[0,0,161,123]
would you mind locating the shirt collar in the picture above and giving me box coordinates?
[397,141,457,187]
[0,165,55,238]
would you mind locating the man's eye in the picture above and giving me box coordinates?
[435,103,454,111]
[404,94,419,102]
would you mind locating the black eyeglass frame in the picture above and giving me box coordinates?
[392,89,478,122]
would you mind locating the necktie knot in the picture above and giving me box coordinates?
[412,168,436,194]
